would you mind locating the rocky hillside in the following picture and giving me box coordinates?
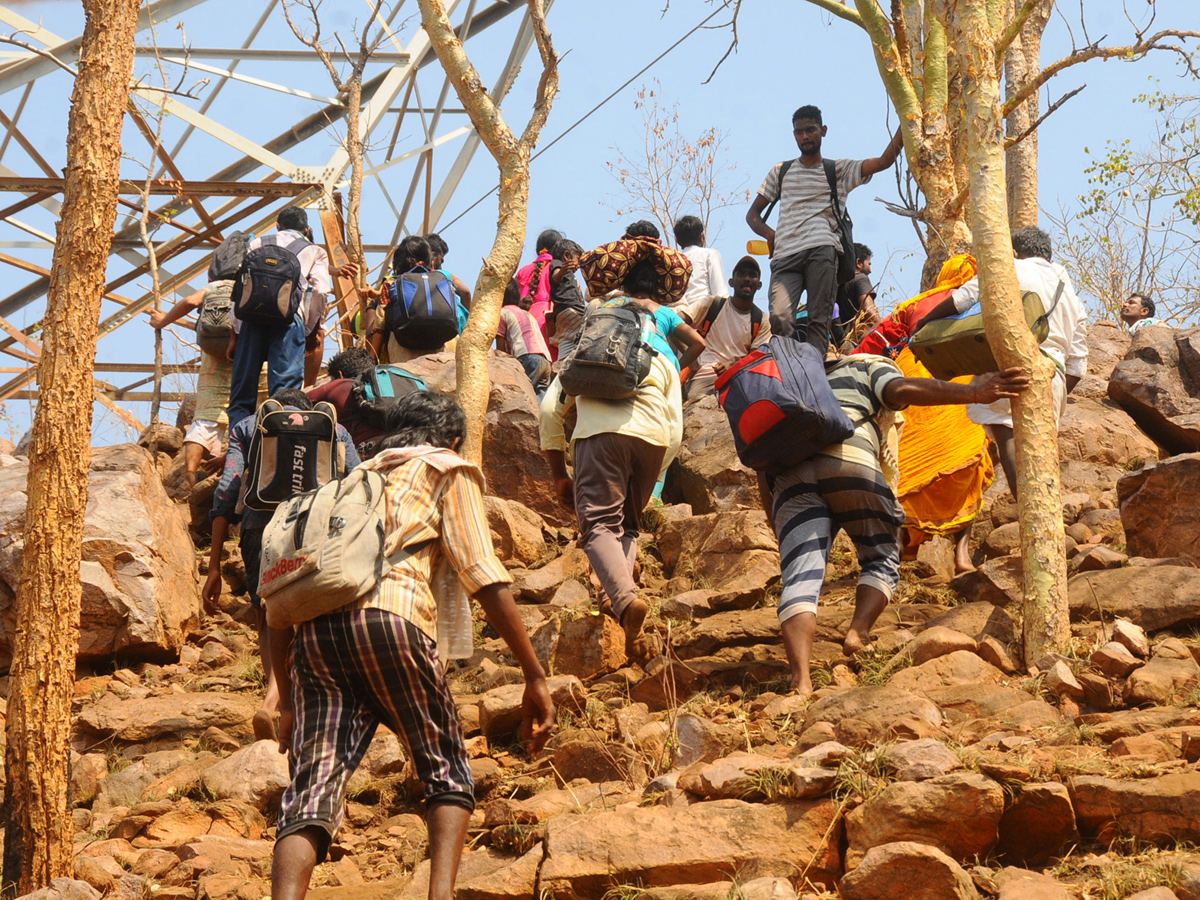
[5,330,1200,900]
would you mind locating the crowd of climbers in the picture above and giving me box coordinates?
[151,102,1115,900]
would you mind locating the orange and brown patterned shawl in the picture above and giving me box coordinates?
[579,235,693,304]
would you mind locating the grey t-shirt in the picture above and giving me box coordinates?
[758,158,869,259]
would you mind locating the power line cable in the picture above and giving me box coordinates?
[439,3,730,231]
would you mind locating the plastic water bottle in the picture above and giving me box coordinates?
[746,240,770,256]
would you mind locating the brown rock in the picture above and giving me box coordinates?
[921,602,1019,646]
[1043,661,1085,700]
[1059,393,1159,468]
[92,750,202,813]
[914,537,956,581]
[671,608,779,660]
[1125,655,1200,706]
[993,867,1071,900]
[996,782,1079,866]
[539,799,842,897]
[1069,567,1200,632]
[882,739,962,781]
[0,446,200,671]
[551,738,642,785]
[530,613,624,681]
[78,693,258,742]
[71,753,109,807]
[548,579,591,609]
[1120,454,1200,564]
[681,752,836,800]
[802,687,943,748]
[483,497,548,568]
[982,522,1021,559]
[902,627,978,666]
[1107,325,1200,455]
[631,648,791,710]
[667,394,759,514]
[1113,618,1151,658]
[511,548,591,603]
[1091,642,1142,678]
[976,635,1021,674]
[1071,544,1128,573]
[841,842,979,900]
[889,651,1005,693]
[671,714,743,769]
[1126,890,1182,900]
[398,352,564,523]
[478,675,584,739]
[398,843,543,900]
[950,557,1024,606]
[845,773,1004,864]
[1070,772,1200,844]
[73,858,116,894]
[657,511,780,594]
[200,740,290,814]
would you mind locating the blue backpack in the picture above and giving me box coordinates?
[385,265,459,350]
[715,336,855,471]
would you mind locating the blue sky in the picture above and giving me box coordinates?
[0,0,1194,443]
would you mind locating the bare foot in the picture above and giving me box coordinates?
[843,629,869,658]
[621,598,648,660]
[791,674,813,696]
[252,708,278,743]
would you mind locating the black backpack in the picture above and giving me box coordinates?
[194,280,234,356]
[348,364,428,430]
[242,399,340,512]
[558,302,657,400]
[233,234,311,326]
[385,265,459,350]
[208,231,250,281]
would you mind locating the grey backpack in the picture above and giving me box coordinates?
[258,467,391,628]
[558,302,657,400]
[195,279,234,356]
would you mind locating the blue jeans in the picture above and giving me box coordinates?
[226,315,306,427]
[518,352,552,403]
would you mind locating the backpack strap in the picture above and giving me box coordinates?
[823,159,848,233]
[696,297,727,338]
[1033,279,1066,333]
[749,304,764,338]
[760,159,795,221]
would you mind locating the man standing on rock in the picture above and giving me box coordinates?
[762,357,1029,694]
[746,105,903,352]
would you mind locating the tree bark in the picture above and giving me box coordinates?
[418,0,558,465]
[1004,0,1053,228]
[935,0,1069,665]
[2,0,140,893]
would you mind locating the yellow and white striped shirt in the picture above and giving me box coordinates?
[358,447,510,642]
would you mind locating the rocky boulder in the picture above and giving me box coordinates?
[1070,772,1200,845]
[666,394,758,514]
[1108,325,1200,455]
[0,445,199,671]
[539,798,842,897]
[1058,393,1158,468]
[657,511,779,601]
[845,773,1005,865]
[1069,567,1200,632]
[1119,454,1200,563]
[841,842,979,900]
[397,351,564,524]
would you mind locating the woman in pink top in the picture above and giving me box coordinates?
[497,279,552,401]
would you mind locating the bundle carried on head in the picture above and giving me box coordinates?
[580,234,692,304]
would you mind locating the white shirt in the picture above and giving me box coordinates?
[230,229,332,335]
[951,256,1088,377]
[677,245,727,312]
[691,298,771,371]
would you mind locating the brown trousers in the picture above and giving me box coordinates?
[572,432,665,619]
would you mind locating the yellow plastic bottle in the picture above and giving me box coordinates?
[746,239,770,256]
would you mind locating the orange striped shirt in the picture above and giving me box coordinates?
[358,451,510,641]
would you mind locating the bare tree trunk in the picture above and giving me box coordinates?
[2,0,140,892]
[344,77,366,286]
[418,0,558,464]
[1005,0,1054,228]
[936,0,1069,665]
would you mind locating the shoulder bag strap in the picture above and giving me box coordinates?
[1033,279,1066,332]
[749,304,764,338]
[760,159,795,220]
[698,297,727,337]
[823,159,846,229]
